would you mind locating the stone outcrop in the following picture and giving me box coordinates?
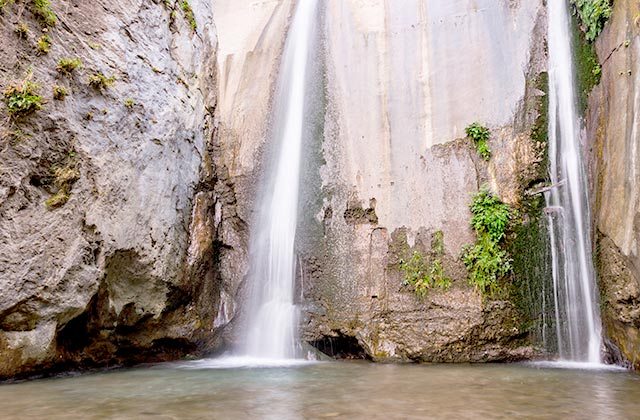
[589,0,640,368]
[296,0,548,361]
[0,0,219,379]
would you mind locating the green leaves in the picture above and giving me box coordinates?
[465,122,492,161]
[470,189,511,242]
[32,0,57,27]
[399,231,451,299]
[3,79,43,116]
[463,235,512,297]
[463,189,513,297]
[571,0,612,42]
[399,251,451,299]
[57,58,83,75]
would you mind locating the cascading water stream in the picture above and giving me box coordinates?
[243,0,319,360]
[545,0,602,363]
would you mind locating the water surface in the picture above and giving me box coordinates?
[0,361,638,419]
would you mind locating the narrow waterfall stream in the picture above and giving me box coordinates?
[545,0,603,363]
[243,0,319,360]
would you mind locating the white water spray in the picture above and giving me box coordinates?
[546,0,602,363]
[243,0,319,360]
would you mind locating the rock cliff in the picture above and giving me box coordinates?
[297,0,548,362]
[1,0,565,377]
[589,0,640,368]
[0,0,218,378]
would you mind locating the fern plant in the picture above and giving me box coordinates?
[465,122,492,161]
[571,0,612,41]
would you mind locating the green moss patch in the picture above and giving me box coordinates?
[45,163,80,209]
[571,14,602,112]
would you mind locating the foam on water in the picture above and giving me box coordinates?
[528,360,627,372]
[174,356,318,370]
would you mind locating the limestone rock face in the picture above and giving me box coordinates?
[589,0,640,368]
[0,0,553,377]
[296,0,547,361]
[0,0,218,378]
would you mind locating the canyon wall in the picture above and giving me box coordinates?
[589,0,640,368]
[0,0,562,377]
[0,0,218,379]
[298,0,549,361]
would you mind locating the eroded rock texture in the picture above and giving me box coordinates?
[0,0,219,378]
[296,0,549,362]
[0,0,556,377]
[589,0,640,368]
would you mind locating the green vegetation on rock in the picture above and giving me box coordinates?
[3,78,43,116]
[463,189,513,297]
[15,22,29,38]
[572,13,602,112]
[465,122,492,161]
[31,0,57,27]
[36,34,51,54]
[52,85,67,100]
[57,58,82,74]
[399,231,451,298]
[88,72,116,91]
[531,72,549,146]
[470,189,511,242]
[571,0,612,42]
[181,1,196,31]
[45,163,80,209]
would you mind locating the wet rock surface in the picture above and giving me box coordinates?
[298,0,547,362]
[589,0,640,369]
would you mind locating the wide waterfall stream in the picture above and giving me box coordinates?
[243,0,319,360]
[545,0,603,362]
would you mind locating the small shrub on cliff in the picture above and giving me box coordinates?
[15,22,29,38]
[31,0,57,27]
[399,231,451,298]
[36,34,51,54]
[470,189,511,242]
[3,78,43,116]
[56,58,82,75]
[463,235,512,297]
[52,85,67,100]
[88,72,116,91]
[465,122,491,161]
[463,189,513,297]
[400,251,451,298]
[571,0,612,42]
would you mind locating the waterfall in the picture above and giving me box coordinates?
[545,0,602,363]
[243,0,319,360]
